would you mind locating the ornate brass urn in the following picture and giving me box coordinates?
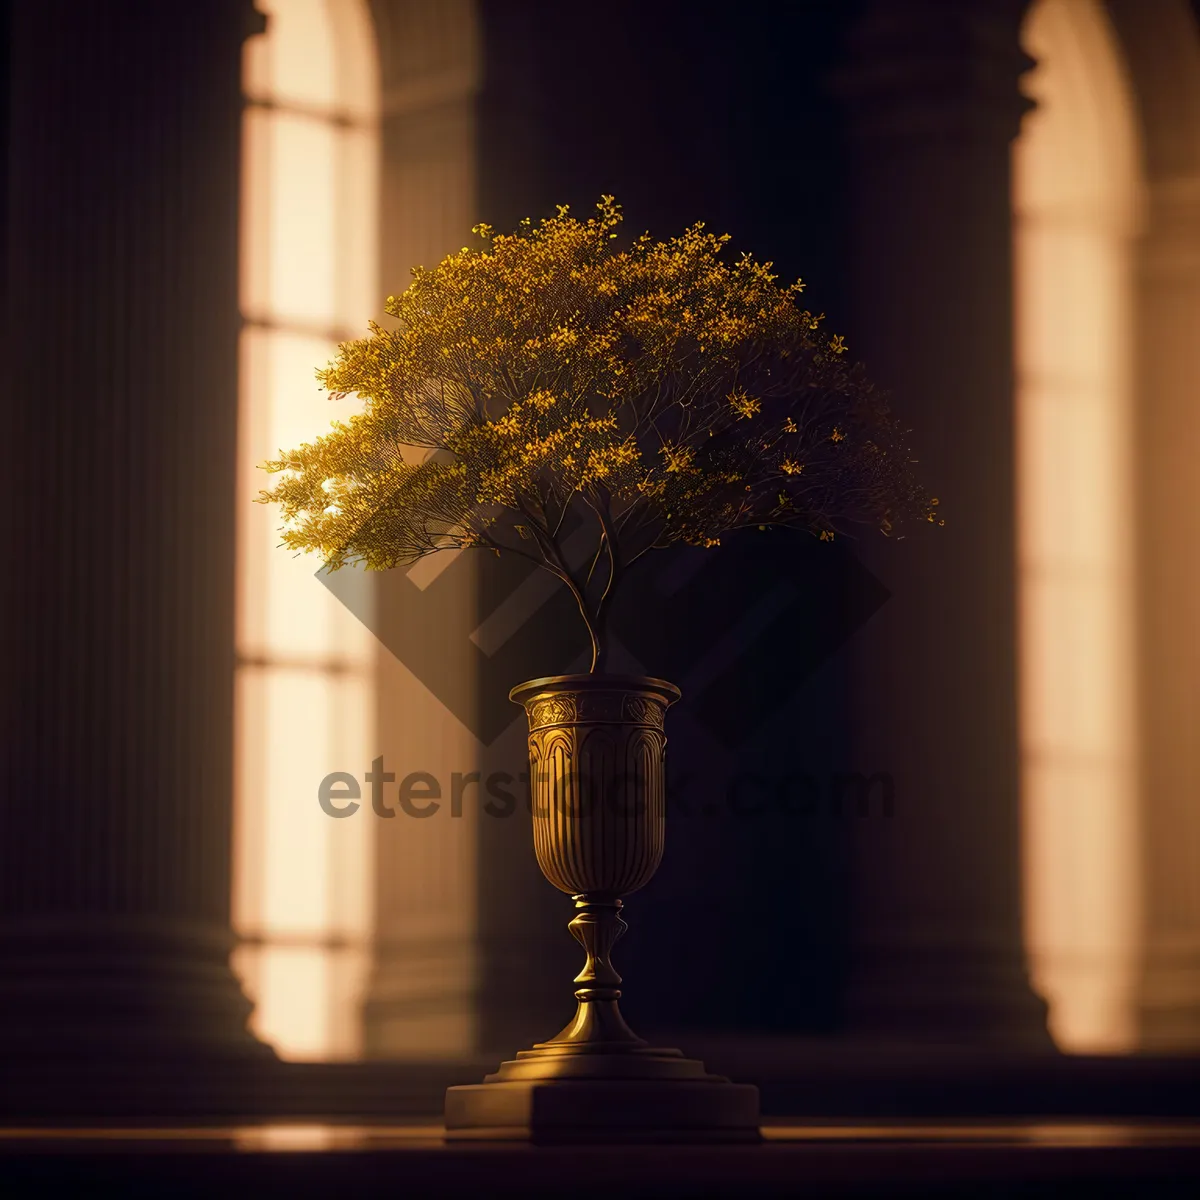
[445,674,761,1142]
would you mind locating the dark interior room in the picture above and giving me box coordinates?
[2,0,1200,1195]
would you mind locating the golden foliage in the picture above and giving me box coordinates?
[258,197,938,667]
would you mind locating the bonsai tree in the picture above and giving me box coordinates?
[259,197,940,672]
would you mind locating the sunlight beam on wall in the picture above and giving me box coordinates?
[233,0,381,1061]
[1014,0,1145,1053]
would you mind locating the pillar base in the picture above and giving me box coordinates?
[843,935,1055,1049]
[1138,940,1200,1052]
[0,914,275,1109]
[0,1058,283,1122]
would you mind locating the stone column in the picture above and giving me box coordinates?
[1104,0,1200,1054]
[0,0,273,1108]
[1132,175,1200,1050]
[830,0,1052,1045]
[358,0,488,1060]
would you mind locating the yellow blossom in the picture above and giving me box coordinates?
[257,194,939,657]
[662,444,695,473]
[727,387,762,420]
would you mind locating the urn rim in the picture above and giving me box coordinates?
[508,673,682,708]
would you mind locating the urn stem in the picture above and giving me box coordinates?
[570,894,625,1002]
[546,893,645,1048]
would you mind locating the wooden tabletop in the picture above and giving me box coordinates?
[1,1119,1199,1197]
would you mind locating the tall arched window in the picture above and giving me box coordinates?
[233,0,381,1060]
[1014,0,1145,1052]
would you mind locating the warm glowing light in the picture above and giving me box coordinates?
[233,0,381,1060]
[1014,0,1145,1053]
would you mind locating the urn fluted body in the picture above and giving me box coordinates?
[517,674,677,901]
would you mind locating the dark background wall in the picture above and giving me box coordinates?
[471,0,879,1045]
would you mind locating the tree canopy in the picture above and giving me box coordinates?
[259,197,940,670]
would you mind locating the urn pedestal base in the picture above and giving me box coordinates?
[444,1047,761,1143]
[457,676,761,1142]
